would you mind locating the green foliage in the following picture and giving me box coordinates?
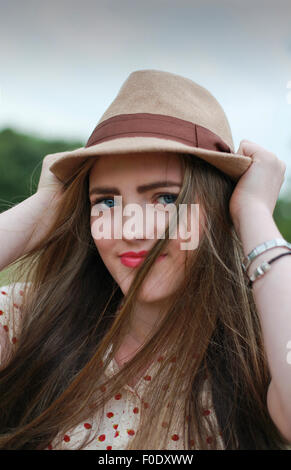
[274,187,291,243]
[0,127,84,210]
[0,263,15,286]
[0,126,85,283]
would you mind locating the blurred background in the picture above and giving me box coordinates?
[1,0,291,284]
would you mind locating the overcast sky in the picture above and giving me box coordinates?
[1,0,291,193]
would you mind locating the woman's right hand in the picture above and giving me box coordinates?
[37,153,66,200]
[0,152,70,271]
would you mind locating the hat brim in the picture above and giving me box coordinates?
[49,136,252,183]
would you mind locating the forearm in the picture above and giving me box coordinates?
[234,205,291,421]
[0,190,59,271]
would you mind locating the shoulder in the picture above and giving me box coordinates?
[0,281,32,345]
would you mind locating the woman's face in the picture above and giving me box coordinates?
[89,151,201,304]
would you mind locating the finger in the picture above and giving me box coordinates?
[236,140,271,159]
[236,140,255,157]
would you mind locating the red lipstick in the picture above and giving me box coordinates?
[119,251,167,268]
[120,251,148,257]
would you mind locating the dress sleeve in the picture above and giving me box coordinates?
[0,282,30,346]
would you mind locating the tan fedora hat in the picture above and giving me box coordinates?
[49,69,252,183]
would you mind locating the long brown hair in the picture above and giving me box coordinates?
[0,153,289,450]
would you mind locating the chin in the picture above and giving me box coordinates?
[118,275,176,303]
[135,287,171,304]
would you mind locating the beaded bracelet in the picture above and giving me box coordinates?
[247,252,291,288]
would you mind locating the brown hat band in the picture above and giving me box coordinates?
[85,113,232,153]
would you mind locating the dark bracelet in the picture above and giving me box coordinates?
[248,251,291,288]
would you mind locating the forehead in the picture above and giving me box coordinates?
[89,152,183,184]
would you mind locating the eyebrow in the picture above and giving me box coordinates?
[89,181,182,197]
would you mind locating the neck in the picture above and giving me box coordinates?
[127,296,173,346]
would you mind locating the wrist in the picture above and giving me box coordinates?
[35,188,63,206]
[231,203,272,237]
[233,206,284,273]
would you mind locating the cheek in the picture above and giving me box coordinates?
[92,236,120,283]
[176,204,204,252]
[90,220,116,255]
[165,239,187,270]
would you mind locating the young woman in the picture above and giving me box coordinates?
[0,70,290,450]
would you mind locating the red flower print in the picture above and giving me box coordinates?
[206,436,212,444]
[3,325,8,332]
[1,291,7,295]
[114,431,119,438]
[203,409,211,416]
[106,446,112,450]
[171,434,179,441]
[47,443,53,450]
[114,393,122,400]
[107,412,114,418]
[84,423,92,429]
[127,429,135,436]
[98,434,106,442]
[63,434,70,442]
[113,424,118,430]
[133,407,139,414]
[190,439,195,447]
[12,337,17,344]
[143,375,151,381]
[13,303,19,309]
[0,310,3,315]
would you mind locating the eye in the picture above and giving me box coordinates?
[90,193,178,208]
[91,197,115,209]
[155,193,178,205]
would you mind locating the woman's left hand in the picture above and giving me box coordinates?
[229,139,286,229]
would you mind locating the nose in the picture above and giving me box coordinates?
[121,202,172,241]
[122,202,150,240]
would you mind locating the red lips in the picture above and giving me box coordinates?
[120,251,167,268]
[120,251,148,258]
